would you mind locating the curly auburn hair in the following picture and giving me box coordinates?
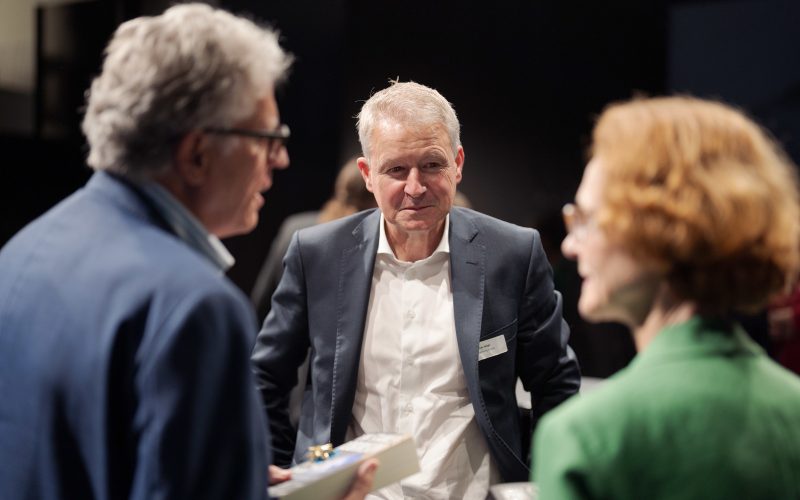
[591,96,800,313]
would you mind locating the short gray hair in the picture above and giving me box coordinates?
[81,3,292,179]
[357,81,461,161]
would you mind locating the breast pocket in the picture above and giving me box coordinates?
[477,319,518,406]
[478,318,517,362]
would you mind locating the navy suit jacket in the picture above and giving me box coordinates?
[0,172,269,500]
[252,207,580,482]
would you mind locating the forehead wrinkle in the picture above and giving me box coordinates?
[373,124,452,170]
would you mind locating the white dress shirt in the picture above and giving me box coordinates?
[346,215,499,499]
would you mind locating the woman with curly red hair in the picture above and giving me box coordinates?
[532,96,800,499]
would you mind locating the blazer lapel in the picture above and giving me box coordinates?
[329,210,380,444]
[449,209,485,392]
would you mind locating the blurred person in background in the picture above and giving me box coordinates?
[767,284,800,375]
[532,96,800,499]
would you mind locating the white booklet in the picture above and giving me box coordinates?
[268,433,420,500]
[489,482,539,500]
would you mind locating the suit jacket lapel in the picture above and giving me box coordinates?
[449,209,485,392]
[330,210,380,444]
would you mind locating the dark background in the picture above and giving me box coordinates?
[2,0,798,377]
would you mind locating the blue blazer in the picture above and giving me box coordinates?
[252,207,580,482]
[0,172,269,500]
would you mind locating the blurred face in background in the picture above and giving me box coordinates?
[561,158,660,327]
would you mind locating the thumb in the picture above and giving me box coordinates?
[341,458,379,500]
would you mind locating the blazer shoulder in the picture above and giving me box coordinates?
[536,368,644,452]
[451,207,538,249]
[295,208,379,247]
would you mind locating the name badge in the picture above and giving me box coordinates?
[478,334,508,361]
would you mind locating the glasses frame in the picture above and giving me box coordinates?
[203,124,290,160]
[562,202,597,240]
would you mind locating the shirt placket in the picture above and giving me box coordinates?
[398,261,425,434]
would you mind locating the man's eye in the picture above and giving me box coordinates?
[387,166,405,174]
[423,162,443,170]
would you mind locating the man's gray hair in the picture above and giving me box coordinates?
[81,3,292,178]
[357,81,461,161]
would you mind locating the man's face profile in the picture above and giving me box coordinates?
[194,94,290,238]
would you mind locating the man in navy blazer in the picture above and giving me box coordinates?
[0,5,378,500]
[252,81,580,497]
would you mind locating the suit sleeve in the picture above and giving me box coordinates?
[516,230,581,428]
[130,288,268,500]
[251,232,311,467]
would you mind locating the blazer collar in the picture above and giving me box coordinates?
[85,171,153,219]
[631,315,764,371]
[329,209,381,444]
[351,208,382,249]
[449,208,485,397]
[449,208,480,261]
[86,171,232,272]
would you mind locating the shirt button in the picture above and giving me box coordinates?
[406,310,415,320]
[404,404,413,414]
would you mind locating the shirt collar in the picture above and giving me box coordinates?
[137,182,235,272]
[377,213,451,262]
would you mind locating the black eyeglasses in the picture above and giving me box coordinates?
[203,124,290,160]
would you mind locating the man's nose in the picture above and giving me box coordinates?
[561,233,578,261]
[269,145,290,170]
[404,168,427,197]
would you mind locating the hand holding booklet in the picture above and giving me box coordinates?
[268,433,420,500]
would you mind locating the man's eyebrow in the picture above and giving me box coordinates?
[377,160,403,171]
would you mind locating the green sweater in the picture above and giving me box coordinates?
[532,316,800,499]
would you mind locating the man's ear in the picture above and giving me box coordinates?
[454,146,465,184]
[175,131,210,186]
[357,156,374,192]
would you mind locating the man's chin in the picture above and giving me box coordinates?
[395,218,443,234]
[215,217,258,240]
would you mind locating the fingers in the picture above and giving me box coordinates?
[268,464,292,485]
[340,458,379,500]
